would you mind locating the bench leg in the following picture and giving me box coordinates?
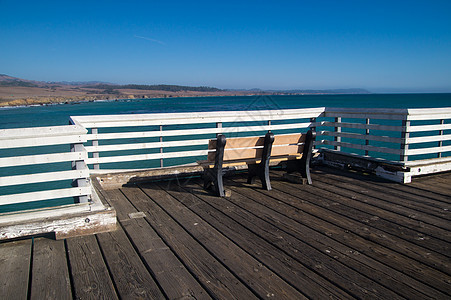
[247,163,271,191]
[203,168,225,197]
[285,129,315,185]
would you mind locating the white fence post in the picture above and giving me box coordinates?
[400,119,410,163]
[91,128,100,170]
[334,117,341,151]
[438,119,444,158]
[71,142,89,203]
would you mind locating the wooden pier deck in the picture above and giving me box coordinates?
[1,167,450,299]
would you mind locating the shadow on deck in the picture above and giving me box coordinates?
[1,167,450,299]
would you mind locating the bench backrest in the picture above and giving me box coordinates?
[207,132,308,162]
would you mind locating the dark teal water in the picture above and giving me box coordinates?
[1,94,450,213]
[1,94,451,129]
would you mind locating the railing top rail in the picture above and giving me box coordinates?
[0,125,86,140]
[324,107,409,115]
[406,107,451,121]
[70,107,326,127]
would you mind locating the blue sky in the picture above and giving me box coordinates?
[1,0,451,92]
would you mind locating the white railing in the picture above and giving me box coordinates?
[71,107,451,183]
[317,107,451,182]
[1,106,449,213]
[70,108,325,173]
[0,125,91,209]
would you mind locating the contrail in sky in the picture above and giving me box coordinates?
[134,35,166,45]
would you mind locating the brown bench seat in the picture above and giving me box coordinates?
[198,130,316,197]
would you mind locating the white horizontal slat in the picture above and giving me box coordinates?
[0,135,87,149]
[86,149,209,165]
[320,131,403,144]
[407,107,451,120]
[71,108,325,126]
[320,140,403,155]
[324,107,407,120]
[325,107,408,115]
[404,156,451,166]
[0,125,86,140]
[0,151,87,168]
[407,123,451,132]
[406,145,451,156]
[76,113,318,128]
[87,122,312,141]
[407,134,451,144]
[85,139,211,153]
[0,186,91,206]
[0,169,90,187]
[319,121,402,132]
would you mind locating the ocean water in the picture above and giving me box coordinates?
[1,94,450,213]
[1,93,451,129]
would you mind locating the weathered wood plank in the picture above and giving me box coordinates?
[66,235,118,300]
[120,217,212,300]
[0,239,31,300]
[312,168,451,230]
[96,225,165,299]
[160,179,357,299]
[315,167,451,213]
[0,151,87,168]
[0,169,90,187]
[267,175,451,274]
[100,189,139,221]
[242,173,451,294]
[0,186,91,205]
[71,108,324,127]
[30,238,72,300]
[138,182,307,300]
[303,173,451,252]
[225,175,451,298]
[120,186,258,300]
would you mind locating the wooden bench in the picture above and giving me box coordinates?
[199,130,316,197]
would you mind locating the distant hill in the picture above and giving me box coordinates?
[0,74,371,107]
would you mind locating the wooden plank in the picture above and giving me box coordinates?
[0,239,31,300]
[273,133,305,145]
[226,174,450,298]
[0,169,89,187]
[71,108,324,127]
[66,235,118,299]
[281,173,451,256]
[407,133,451,144]
[86,149,209,165]
[30,238,72,300]
[120,217,212,300]
[159,180,356,299]
[85,138,210,153]
[313,168,451,230]
[408,123,451,132]
[138,183,308,300]
[321,130,403,144]
[406,145,451,156]
[319,121,402,132]
[0,186,91,205]
[96,226,165,299]
[260,173,451,293]
[218,178,441,299]
[315,166,451,219]
[0,134,87,149]
[407,107,451,120]
[100,189,139,221]
[121,187,258,299]
[87,122,311,141]
[0,125,86,140]
[0,151,87,168]
[322,140,403,155]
